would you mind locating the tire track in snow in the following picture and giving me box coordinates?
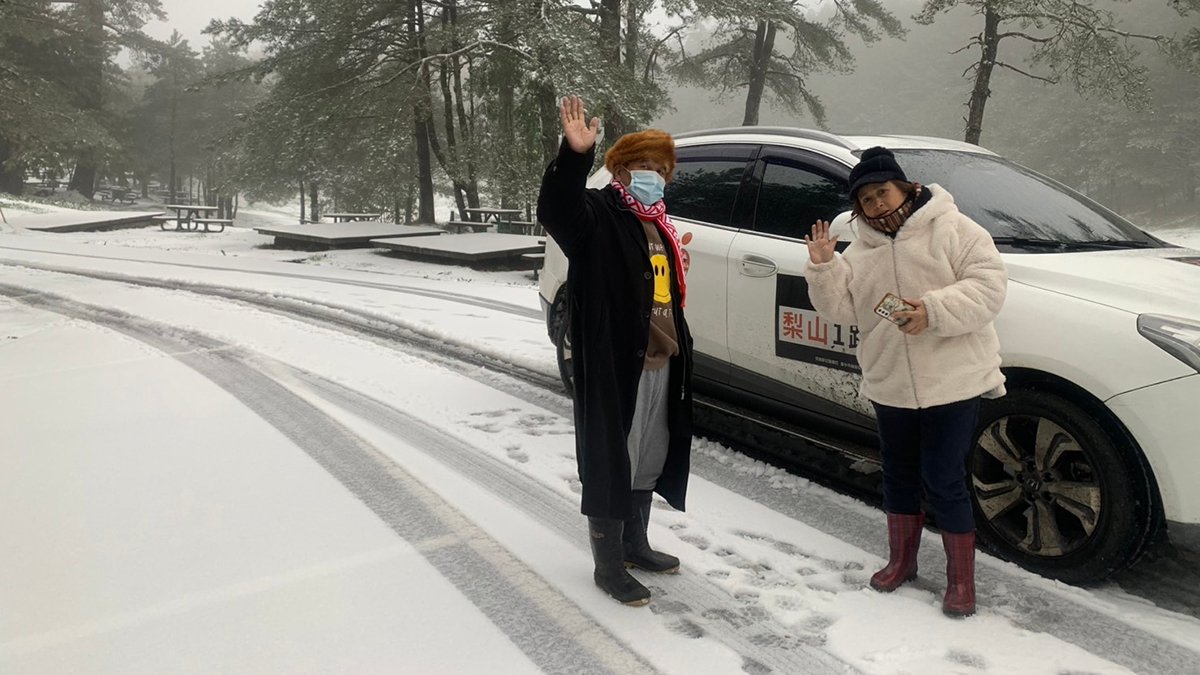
[0,285,654,675]
[277,367,857,674]
[7,268,1200,672]
[1,282,856,673]
[0,259,564,396]
[0,250,542,319]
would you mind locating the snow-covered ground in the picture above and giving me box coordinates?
[1,198,1199,674]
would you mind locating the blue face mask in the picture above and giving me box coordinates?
[626,169,665,206]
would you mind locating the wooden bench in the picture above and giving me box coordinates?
[100,189,136,204]
[498,220,540,235]
[521,251,545,280]
[192,218,232,233]
[445,220,490,234]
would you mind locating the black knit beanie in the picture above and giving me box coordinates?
[848,146,908,200]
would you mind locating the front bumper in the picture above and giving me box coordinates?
[1107,374,1200,547]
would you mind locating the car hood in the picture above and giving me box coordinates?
[1005,246,1200,318]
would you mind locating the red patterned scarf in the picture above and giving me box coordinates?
[610,178,688,307]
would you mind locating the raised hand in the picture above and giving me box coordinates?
[560,95,600,154]
[804,219,839,264]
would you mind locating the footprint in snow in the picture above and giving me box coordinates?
[665,617,705,639]
[946,649,988,670]
[648,598,693,616]
[734,590,761,605]
[505,445,529,463]
[470,408,519,419]
[741,657,771,675]
[701,607,752,628]
[747,631,814,650]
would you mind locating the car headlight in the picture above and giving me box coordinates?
[1138,314,1200,373]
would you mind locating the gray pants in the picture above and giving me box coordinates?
[627,364,671,491]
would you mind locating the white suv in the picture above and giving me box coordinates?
[538,127,1200,583]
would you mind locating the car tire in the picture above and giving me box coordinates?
[969,388,1156,584]
[553,300,574,397]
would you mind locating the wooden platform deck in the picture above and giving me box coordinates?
[254,223,443,249]
[371,232,545,268]
[9,211,163,233]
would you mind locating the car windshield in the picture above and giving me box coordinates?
[892,149,1163,248]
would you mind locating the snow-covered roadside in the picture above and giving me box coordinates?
[1,270,1157,674]
[0,303,544,674]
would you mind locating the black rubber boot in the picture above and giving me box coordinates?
[622,490,680,573]
[589,517,651,605]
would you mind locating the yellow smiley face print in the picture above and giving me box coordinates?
[651,254,672,303]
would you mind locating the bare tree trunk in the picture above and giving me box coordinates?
[454,48,479,209]
[625,0,639,77]
[598,0,630,143]
[168,72,179,205]
[496,11,518,208]
[310,180,320,222]
[69,0,105,198]
[964,4,1001,145]
[537,79,559,166]
[0,139,24,195]
[438,60,466,215]
[409,0,436,223]
[299,180,306,223]
[743,20,776,126]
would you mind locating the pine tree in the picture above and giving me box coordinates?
[670,0,903,126]
[915,0,1167,145]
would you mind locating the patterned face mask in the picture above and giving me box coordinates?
[863,184,922,234]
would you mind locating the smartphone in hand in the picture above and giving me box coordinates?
[875,292,916,326]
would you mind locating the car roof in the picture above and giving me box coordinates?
[843,134,998,156]
[670,126,997,158]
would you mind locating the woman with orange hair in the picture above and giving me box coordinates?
[537,96,694,606]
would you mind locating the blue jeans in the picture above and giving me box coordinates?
[872,397,982,534]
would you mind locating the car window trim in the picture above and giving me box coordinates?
[667,143,760,228]
[745,147,852,240]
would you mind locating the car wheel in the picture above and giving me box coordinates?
[969,389,1155,584]
[553,301,574,397]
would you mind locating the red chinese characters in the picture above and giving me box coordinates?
[781,310,804,340]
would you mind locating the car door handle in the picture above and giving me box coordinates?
[739,254,778,277]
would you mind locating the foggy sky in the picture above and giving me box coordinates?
[145,0,260,47]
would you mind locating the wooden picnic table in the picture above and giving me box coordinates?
[324,212,383,223]
[459,207,541,235]
[463,207,524,224]
[161,204,222,232]
[100,188,137,205]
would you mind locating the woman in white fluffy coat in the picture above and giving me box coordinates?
[805,146,1007,618]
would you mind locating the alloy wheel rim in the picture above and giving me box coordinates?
[971,415,1102,558]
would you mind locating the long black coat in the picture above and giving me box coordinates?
[537,140,694,520]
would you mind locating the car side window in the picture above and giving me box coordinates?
[753,158,850,239]
[665,145,756,227]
